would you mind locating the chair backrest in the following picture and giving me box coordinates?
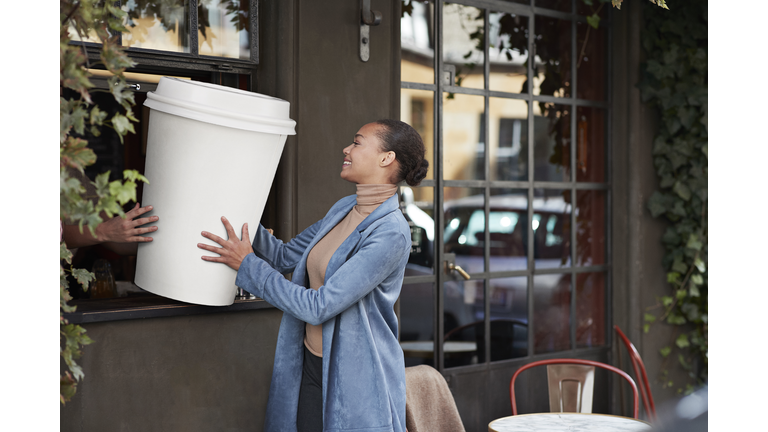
[614,325,657,420]
[404,365,466,432]
[546,363,595,413]
[509,358,639,418]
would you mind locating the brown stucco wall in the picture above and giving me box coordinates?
[60,308,282,432]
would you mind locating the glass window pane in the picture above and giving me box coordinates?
[576,21,607,101]
[533,189,571,269]
[576,107,606,182]
[489,188,528,272]
[401,89,435,180]
[198,0,251,59]
[122,0,191,53]
[576,272,606,349]
[401,186,435,273]
[534,274,571,353]
[489,12,529,94]
[399,282,436,368]
[533,15,571,97]
[443,93,485,180]
[536,0,572,13]
[489,276,528,360]
[401,0,435,84]
[490,98,529,181]
[444,187,486,274]
[443,279,485,367]
[443,3,484,90]
[575,190,606,266]
[534,102,571,182]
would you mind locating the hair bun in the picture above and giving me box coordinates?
[405,159,429,187]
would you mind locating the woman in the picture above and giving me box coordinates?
[198,119,428,432]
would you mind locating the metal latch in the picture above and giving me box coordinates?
[359,0,382,62]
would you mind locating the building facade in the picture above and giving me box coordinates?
[61,1,683,431]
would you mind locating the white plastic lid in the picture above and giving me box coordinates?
[144,77,296,135]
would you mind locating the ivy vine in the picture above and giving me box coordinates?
[60,0,144,403]
[638,0,708,392]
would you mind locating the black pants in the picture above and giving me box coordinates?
[297,345,323,432]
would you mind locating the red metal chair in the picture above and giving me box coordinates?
[509,358,640,419]
[614,325,657,420]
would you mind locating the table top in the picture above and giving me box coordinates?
[488,413,652,432]
[399,341,477,358]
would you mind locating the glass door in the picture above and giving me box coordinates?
[398,0,610,371]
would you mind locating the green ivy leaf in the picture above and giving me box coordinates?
[587,14,600,29]
[673,181,691,201]
[643,323,650,333]
[667,314,686,325]
[123,169,149,184]
[660,346,671,357]
[61,137,97,172]
[667,272,680,284]
[682,302,700,320]
[686,233,703,251]
[71,268,94,290]
[689,284,700,297]
[644,313,657,323]
[109,180,137,205]
[676,334,690,348]
[693,258,706,274]
[60,242,73,264]
[690,274,703,285]
[111,113,135,142]
[662,296,674,307]
[675,289,687,300]
[672,257,688,273]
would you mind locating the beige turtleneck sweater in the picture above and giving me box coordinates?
[303,184,398,357]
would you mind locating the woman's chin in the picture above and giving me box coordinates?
[340,171,353,183]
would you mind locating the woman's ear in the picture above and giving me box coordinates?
[380,151,396,167]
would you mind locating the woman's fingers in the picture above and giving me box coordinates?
[197,242,223,254]
[221,216,238,240]
[201,230,227,246]
[242,223,250,242]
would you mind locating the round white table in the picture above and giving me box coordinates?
[399,341,477,358]
[488,413,652,432]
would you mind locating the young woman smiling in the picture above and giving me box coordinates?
[198,119,428,432]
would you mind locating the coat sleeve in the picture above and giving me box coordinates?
[236,224,409,325]
[251,218,324,274]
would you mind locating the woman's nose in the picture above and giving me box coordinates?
[343,144,352,155]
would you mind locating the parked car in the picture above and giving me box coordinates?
[398,189,573,365]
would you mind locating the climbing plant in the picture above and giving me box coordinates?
[60,0,145,403]
[638,0,707,392]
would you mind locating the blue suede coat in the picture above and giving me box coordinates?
[235,193,410,432]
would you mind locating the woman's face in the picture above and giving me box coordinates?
[340,123,393,184]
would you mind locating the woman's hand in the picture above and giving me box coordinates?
[96,203,158,243]
[198,216,254,271]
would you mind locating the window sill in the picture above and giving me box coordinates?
[63,293,274,324]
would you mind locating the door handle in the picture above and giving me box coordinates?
[447,262,471,280]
